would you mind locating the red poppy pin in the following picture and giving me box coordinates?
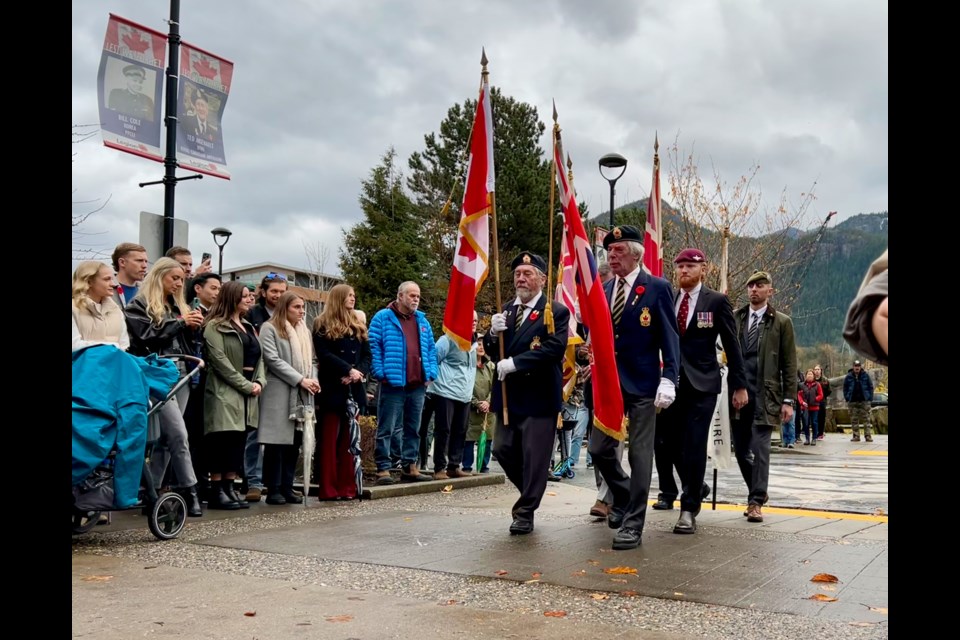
[529,310,540,321]
[634,286,645,296]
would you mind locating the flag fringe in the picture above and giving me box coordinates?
[442,324,475,352]
[592,415,627,442]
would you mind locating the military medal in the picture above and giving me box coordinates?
[531,336,542,350]
[640,307,652,327]
[697,311,713,328]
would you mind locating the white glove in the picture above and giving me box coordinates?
[496,357,517,380]
[654,377,676,409]
[573,301,582,324]
[490,312,508,335]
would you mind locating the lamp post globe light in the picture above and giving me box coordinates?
[598,152,628,228]
[210,227,233,276]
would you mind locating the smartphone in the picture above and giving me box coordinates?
[201,252,212,263]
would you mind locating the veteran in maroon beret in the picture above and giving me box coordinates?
[652,247,748,535]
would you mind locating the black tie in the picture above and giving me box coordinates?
[611,278,627,326]
[747,312,761,350]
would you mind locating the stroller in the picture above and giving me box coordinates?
[72,350,204,541]
[551,409,578,480]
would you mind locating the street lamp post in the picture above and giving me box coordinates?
[211,227,233,276]
[598,153,628,228]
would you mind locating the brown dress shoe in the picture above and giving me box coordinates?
[589,500,610,518]
[400,464,432,483]
[447,467,472,478]
[746,503,763,522]
[432,470,450,480]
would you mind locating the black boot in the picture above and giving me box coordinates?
[178,485,203,517]
[208,480,243,510]
[223,479,250,509]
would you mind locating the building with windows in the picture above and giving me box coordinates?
[223,262,343,322]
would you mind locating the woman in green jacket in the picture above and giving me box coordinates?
[203,281,267,510]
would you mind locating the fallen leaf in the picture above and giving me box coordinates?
[439,600,460,606]
[571,569,586,576]
[495,570,509,576]
[403,517,413,521]
[603,566,638,575]
[244,611,257,617]
[621,591,639,597]
[441,485,454,493]
[867,606,888,614]
[324,614,353,623]
[809,594,838,602]
[524,579,540,584]
[820,585,837,592]
[81,575,113,582]
[587,560,600,566]
[674,592,685,597]
[546,491,557,496]
[543,611,567,618]
[875,508,885,516]
[531,572,542,578]
[610,578,627,584]
[590,593,609,600]
[811,573,839,583]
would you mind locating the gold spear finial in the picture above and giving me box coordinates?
[481,47,488,68]
[552,99,558,123]
[654,131,659,154]
[566,153,573,179]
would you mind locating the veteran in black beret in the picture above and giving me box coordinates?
[652,247,748,536]
[108,63,155,122]
[588,225,681,550]
[483,250,569,535]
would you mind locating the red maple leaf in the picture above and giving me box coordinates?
[193,58,218,80]
[121,31,150,53]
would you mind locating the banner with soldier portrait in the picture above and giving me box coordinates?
[97,14,167,162]
[176,42,234,180]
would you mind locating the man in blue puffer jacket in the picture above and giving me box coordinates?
[369,281,439,484]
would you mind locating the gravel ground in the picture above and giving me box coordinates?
[73,484,888,639]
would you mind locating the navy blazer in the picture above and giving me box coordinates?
[675,286,747,395]
[605,271,680,397]
[483,294,569,419]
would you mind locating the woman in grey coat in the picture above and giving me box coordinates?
[258,292,320,505]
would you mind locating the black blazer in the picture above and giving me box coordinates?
[675,285,747,395]
[483,294,569,419]
[313,330,372,415]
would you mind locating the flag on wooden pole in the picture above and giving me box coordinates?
[642,134,663,276]
[553,115,626,440]
[556,220,584,400]
[442,68,494,350]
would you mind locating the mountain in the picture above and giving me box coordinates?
[585,202,888,348]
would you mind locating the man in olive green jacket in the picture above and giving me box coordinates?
[731,271,798,523]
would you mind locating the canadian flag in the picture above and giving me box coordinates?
[442,73,493,350]
[642,135,663,277]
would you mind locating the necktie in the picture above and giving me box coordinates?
[677,292,691,336]
[515,305,525,332]
[611,278,627,326]
[747,312,761,350]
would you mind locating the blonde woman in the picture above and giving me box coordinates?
[313,284,371,500]
[72,260,129,352]
[123,257,204,517]
[203,281,267,510]
[258,292,320,505]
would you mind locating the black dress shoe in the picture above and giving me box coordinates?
[652,495,675,510]
[509,518,534,535]
[281,492,303,504]
[673,510,696,534]
[607,507,625,529]
[207,486,243,510]
[223,482,250,509]
[701,483,711,501]
[612,526,642,550]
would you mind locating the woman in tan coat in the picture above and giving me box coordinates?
[203,281,267,510]
[72,261,130,352]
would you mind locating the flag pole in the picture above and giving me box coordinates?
[482,50,508,426]
[544,101,559,335]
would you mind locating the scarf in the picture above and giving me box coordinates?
[286,319,315,423]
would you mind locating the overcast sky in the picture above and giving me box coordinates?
[72,0,887,276]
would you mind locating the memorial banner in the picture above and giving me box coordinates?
[176,42,234,179]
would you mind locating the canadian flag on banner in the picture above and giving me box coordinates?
[642,135,662,277]
[442,71,494,350]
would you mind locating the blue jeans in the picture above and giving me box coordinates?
[244,428,263,489]
[461,438,493,472]
[803,409,818,443]
[376,384,426,471]
[568,406,590,466]
[781,411,796,446]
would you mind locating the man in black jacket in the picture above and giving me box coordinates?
[653,248,748,534]
[483,251,569,535]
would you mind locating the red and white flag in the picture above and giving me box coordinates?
[555,222,584,400]
[642,135,663,277]
[554,124,626,440]
[442,73,494,350]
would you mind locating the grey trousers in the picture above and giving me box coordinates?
[148,385,198,489]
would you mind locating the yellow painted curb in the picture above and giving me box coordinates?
[850,450,888,456]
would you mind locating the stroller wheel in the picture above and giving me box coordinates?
[148,492,187,541]
[564,468,575,479]
[72,510,102,535]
